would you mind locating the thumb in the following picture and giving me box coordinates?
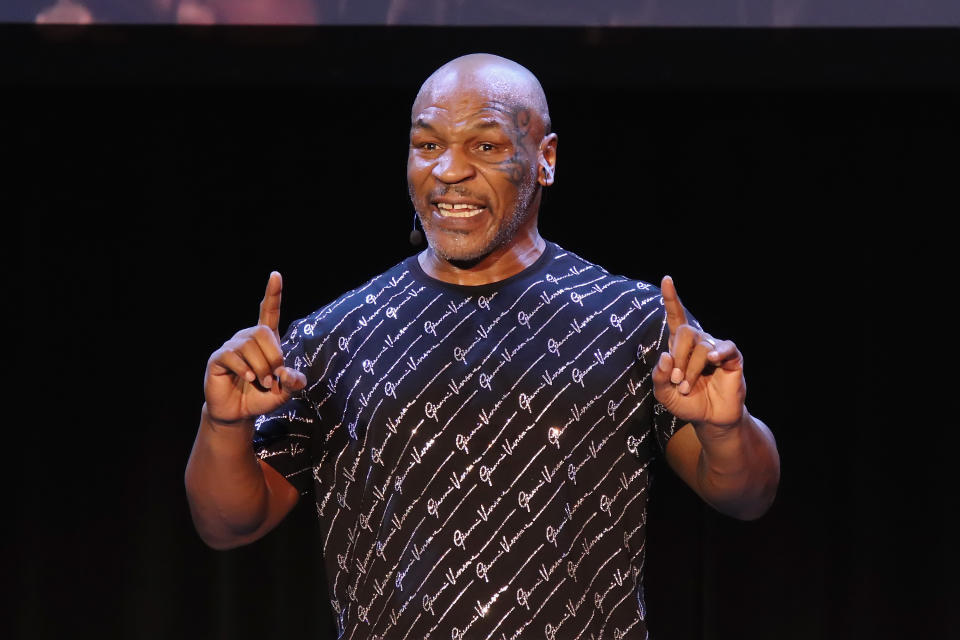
[272,366,307,398]
[255,367,307,415]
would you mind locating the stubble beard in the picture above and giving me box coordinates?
[412,171,539,266]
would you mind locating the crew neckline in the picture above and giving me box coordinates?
[405,241,557,296]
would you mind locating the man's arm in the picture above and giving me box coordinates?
[185,406,300,549]
[664,415,780,520]
[184,271,307,549]
[653,275,781,520]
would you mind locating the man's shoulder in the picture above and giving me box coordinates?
[546,242,663,300]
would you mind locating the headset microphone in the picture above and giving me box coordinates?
[409,212,424,246]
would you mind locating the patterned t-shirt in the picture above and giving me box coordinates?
[254,241,687,640]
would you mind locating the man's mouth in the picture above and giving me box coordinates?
[435,202,485,218]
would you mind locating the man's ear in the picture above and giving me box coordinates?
[537,133,558,186]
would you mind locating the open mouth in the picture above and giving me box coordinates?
[435,202,486,218]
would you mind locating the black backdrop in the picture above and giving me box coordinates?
[6,26,959,640]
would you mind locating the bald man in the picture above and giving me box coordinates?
[186,54,780,639]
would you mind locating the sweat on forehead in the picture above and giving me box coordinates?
[413,53,551,132]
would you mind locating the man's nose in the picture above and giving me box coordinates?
[432,145,475,183]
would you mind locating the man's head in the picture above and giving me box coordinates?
[407,54,557,265]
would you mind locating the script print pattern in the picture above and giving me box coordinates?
[254,242,683,640]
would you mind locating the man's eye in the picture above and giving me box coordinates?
[478,143,496,152]
[420,142,439,151]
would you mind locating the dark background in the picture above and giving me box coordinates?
[6,26,958,640]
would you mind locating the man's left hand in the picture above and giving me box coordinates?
[652,275,746,429]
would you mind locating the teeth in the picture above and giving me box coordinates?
[436,203,484,217]
[438,203,480,210]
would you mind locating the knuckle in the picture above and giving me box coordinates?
[246,331,267,349]
[232,326,259,341]
[218,342,236,362]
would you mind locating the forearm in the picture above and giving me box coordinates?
[694,411,780,520]
[184,404,270,548]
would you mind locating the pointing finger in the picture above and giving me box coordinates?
[258,271,283,334]
[661,275,688,335]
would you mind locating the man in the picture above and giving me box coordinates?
[185,53,780,639]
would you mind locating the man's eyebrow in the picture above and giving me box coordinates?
[467,120,504,131]
[412,118,436,132]
[411,117,506,134]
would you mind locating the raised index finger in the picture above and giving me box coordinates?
[660,275,688,334]
[258,271,283,333]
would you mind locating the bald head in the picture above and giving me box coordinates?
[413,54,551,134]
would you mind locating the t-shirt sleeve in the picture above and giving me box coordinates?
[252,318,322,496]
[253,397,317,496]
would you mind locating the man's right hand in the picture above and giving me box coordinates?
[203,271,308,425]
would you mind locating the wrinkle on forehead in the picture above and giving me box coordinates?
[412,54,550,133]
[414,104,512,131]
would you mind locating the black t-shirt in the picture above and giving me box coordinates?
[254,241,686,640]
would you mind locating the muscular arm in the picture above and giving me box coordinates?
[665,413,780,520]
[185,406,300,549]
[653,275,781,520]
[185,272,306,549]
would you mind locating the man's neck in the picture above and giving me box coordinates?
[418,227,546,287]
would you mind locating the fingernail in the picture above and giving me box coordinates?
[708,350,719,360]
[261,376,272,389]
[678,380,690,395]
[658,352,671,371]
[671,368,683,384]
[245,371,256,382]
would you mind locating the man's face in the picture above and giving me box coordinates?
[407,81,550,263]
